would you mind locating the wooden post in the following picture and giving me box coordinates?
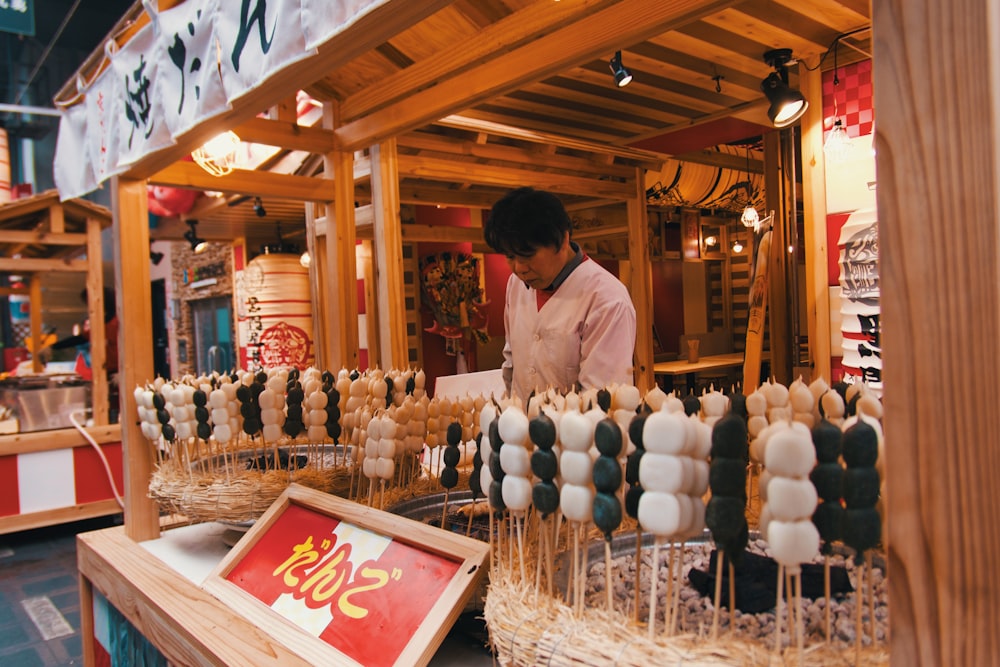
[873,0,1000,663]
[763,131,790,384]
[370,138,409,369]
[799,64,832,383]
[111,176,159,541]
[626,167,653,393]
[304,201,331,369]
[86,216,108,426]
[322,101,359,371]
[28,273,42,374]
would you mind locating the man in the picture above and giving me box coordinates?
[484,187,636,400]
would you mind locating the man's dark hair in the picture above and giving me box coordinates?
[484,187,572,257]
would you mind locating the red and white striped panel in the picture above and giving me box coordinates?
[0,443,123,517]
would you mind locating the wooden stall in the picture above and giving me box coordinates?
[0,191,123,534]
[44,0,1000,665]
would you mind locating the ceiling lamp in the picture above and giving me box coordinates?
[609,50,633,88]
[824,117,851,163]
[299,250,311,268]
[732,239,744,254]
[192,130,241,177]
[253,196,267,217]
[184,220,208,254]
[760,48,808,128]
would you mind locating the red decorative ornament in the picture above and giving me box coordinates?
[258,321,312,369]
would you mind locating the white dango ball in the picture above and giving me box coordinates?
[615,384,642,412]
[560,450,593,486]
[308,391,328,410]
[307,425,327,441]
[559,484,594,523]
[663,393,684,414]
[499,443,530,477]
[688,496,707,538]
[746,390,767,417]
[172,405,191,423]
[766,477,818,521]
[260,407,281,425]
[213,423,233,444]
[637,491,681,536]
[764,426,816,478]
[642,410,686,455]
[643,385,668,412]
[638,453,685,494]
[262,423,282,442]
[378,438,396,459]
[675,493,695,536]
[209,389,228,410]
[479,402,497,435]
[376,457,394,480]
[559,410,593,452]
[502,475,532,512]
[767,519,820,575]
[176,421,192,440]
[498,405,529,445]
[362,457,377,478]
[690,459,710,496]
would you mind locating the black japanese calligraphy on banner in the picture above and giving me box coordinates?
[153,0,231,138]
[216,0,315,103]
[110,22,176,168]
[838,209,882,395]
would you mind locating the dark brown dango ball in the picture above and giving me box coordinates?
[592,493,622,539]
[596,388,612,413]
[843,421,879,467]
[625,450,643,485]
[683,393,701,416]
[255,371,268,384]
[243,417,261,435]
[594,418,623,458]
[194,406,209,423]
[240,403,257,419]
[489,479,506,513]
[286,404,303,421]
[844,508,881,563]
[592,456,622,493]
[440,466,459,489]
[530,448,558,481]
[160,423,176,441]
[325,422,341,440]
[813,500,844,553]
[236,384,251,403]
[285,420,303,437]
[532,481,559,517]
[810,462,844,501]
[152,392,165,410]
[446,421,463,447]
[197,422,212,440]
[157,408,170,424]
[193,390,207,407]
[728,392,747,419]
[489,451,505,479]
[705,495,747,545]
[708,459,746,498]
[287,386,304,404]
[443,446,461,468]
[529,413,556,450]
[489,419,504,452]
[812,419,843,462]
[624,484,643,519]
[843,467,880,508]
[320,369,332,384]
[710,414,748,460]
[628,413,648,449]
[289,368,301,382]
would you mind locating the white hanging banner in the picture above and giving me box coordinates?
[216,0,316,104]
[300,0,389,51]
[154,0,231,139]
[111,22,177,169]
[53,102,97,201]
[838,208,881,394]
[82,62,122,184]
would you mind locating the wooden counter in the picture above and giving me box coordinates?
[653,352,768,394]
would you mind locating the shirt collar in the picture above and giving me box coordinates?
[542,241,585,292]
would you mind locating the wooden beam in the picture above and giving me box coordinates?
[673,148,764,173]
[396,185,502,210]
[437,115,665,169]
[573,224,630,241]
[149,162,335,203]
[874,1,1000,664]
[232,116,336,153]
[0,424,121,456]
[335,0,740,151]
[0,230,88,245]
[28,274,42,373]
[370,139,409,368]
[111,176,159,542]
[87,217,109,426]
[397,154,635,199]
[48,204,65,234]
[799,65,831,383]
[0,257,88,272]
[356,222,484,243]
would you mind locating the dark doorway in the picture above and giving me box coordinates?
[151,279,170,379]
[190,296,234,375]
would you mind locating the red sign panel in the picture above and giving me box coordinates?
[225,503,460,667]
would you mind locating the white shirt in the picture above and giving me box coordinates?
[502,258,636,400]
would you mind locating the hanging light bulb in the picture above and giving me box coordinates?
[824,118,850,163]
[704,235,718,247]
[732,239,744,254]
[192,131,241,176]
[300,250,311,268]
[741,205,760,230]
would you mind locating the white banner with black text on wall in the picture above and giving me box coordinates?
[838,208,881,395]
[52,0,390,201]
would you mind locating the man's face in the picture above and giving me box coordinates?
[505,232,570,290]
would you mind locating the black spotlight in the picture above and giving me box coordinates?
[183,220,208,254]
[760,48,808,128]
[609,50,633,88]
[253,196,267,217]
[150,250,165,265]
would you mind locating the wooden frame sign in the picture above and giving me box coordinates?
[204,484,489,667]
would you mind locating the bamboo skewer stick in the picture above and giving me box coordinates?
[633,526,643,624]
[647,536,662,639]
[796,572,805,667]
[775,563,784,654]
[515,513,526,583]
[866,550,876,642]
[712,549,725,640]
[604,539,614,613]
[824,555,832,642]
[855,561,864,667]
[441,488,450,532]
[663,540,675,636]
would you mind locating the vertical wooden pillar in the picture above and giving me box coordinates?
[86,216,108,425]
[28,273,42,374]
[322,102,359,371]
[799,65,832,383]
[111,176,159,541]
[626,167,653,392]
[873,1,1000,663]
[763,131,791,384]
[369,139,408,369]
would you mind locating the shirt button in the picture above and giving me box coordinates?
[533,334,541,341]
[528,367,536,375]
